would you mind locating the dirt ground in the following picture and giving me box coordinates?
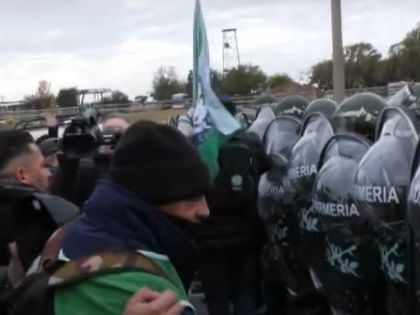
[117,109,186,124]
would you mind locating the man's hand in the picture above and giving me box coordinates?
[123,288,184,315]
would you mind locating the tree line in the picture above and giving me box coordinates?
[23,82,130,109]
[310,23,420,90]
[151,64,287,100]
[152,23,420,100]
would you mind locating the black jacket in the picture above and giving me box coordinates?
[0,179,79,270]
[194,131,270,257]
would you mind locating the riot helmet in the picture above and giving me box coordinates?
[274,95,308,117]
[304,98,338,120]
[248,105,276,141]
[263,115,302,159]
[256,94,279,107]
[332,93,387,141]
[354,106,419,315]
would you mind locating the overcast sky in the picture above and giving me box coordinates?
[0,0,418,101]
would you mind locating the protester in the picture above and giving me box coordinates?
[0,130,78,277]
[195,130,270,315]
[26,121,210,315]
[0,130,52,193]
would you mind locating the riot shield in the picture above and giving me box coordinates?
[280,113,334,301]
[312,134,375,315]
[354,106,419,315]
[257,117,306,310]
[248,105,275,141]
[407,133,420,315]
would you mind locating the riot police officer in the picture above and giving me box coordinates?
[257,115,302,313]
[407,127,420,315]
[354,106,419,315]
[312,133,377,315]
[285,112,335,311]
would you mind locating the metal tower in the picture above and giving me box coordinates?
[222,28,241,75]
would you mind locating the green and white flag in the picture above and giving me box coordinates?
[192,0,240,180]
[192,0,240,136]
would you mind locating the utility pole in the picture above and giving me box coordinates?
[331,0,345,103]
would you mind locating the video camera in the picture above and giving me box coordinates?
[55,106,124,206]
[61,106,122,158]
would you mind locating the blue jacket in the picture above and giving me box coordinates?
[61,180,198,288]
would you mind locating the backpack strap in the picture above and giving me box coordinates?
[37,222,73,272]
[7,251,173,315]
[48,251,170,288]
[35,221,172,288]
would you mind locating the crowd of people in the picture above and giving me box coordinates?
[0,86,420,315]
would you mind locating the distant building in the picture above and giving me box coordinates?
[171,93,188,109]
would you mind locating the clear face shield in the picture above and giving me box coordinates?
[248,105,276,141]
[258,116,302,224]
[263,116,302,159]
[288,113,334,201]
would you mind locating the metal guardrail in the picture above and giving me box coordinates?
[323,82,419,99]
[2,83,417,123]
[323,86,389,98]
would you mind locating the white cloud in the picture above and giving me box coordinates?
[0,0,418,100]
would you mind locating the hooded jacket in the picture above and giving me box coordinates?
[55,180,196,315]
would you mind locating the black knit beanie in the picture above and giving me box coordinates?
[110,121,210,205]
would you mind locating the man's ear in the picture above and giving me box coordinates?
[14,166,30,185]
